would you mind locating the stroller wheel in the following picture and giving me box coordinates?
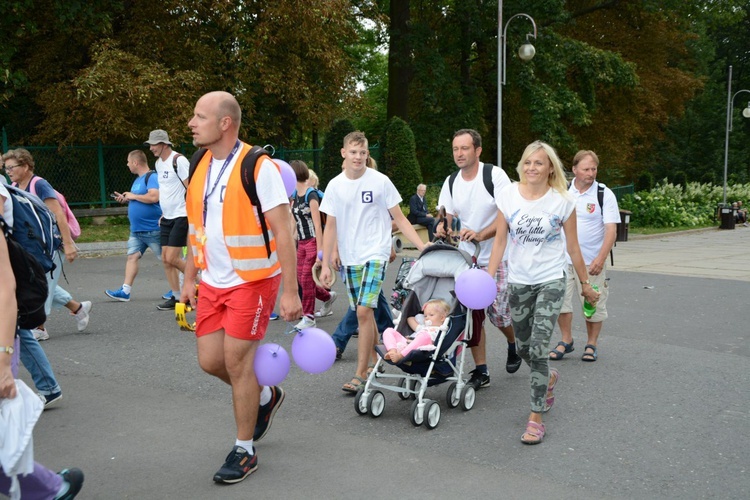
[398,378,411,400]
[354,388,368,415]
[410,399,424,426]
[460,384,476,411]
[367,390,386,418]
[446,382,460,408]
[424,400,441,429]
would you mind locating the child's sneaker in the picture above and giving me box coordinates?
[161,290,173,300]
[72,301,92,332]
[213,446,258,484]
[314,291,337,317]
[105,287,130,302]
[294,315,316,330]
[39,391,63,409]
[269,312,279,321]
[32,327,49,341]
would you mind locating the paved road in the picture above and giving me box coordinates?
[23,227,750,499]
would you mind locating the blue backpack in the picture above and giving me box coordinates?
[4,184,63,275]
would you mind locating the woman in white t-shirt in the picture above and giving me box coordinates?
[487,141,599,445]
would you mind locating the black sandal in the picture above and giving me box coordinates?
[549,340,574,360]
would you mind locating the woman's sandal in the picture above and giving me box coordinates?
[582,344,598,362]
[521,421,546,445]
[549,340,574,360]
[342,376,365,394]
[543,368,560,413]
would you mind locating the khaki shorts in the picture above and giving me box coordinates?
[560,263,609,322]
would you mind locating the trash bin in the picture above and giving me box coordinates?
[616,210,631,242]
[719,205,735,230]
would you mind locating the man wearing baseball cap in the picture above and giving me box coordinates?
[145,129,190,310]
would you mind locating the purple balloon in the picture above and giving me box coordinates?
[254,343,291,386]
[317,250,323,261]
[291,327,336,374]
[455,268,497,310]
[274,159,296,197]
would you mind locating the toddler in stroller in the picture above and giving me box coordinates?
[354,243,478,429]
[383,299,451,363]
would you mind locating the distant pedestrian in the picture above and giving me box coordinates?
[551,150,619,363]
[105,150,162,302]
[144,129,190,310]
[407,184,437,241]
[290,160,336,330]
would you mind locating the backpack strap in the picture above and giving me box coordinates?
[596,182,615,266]
[240,146,275,258]
[188,148,209,182]
[448,163,494,198]
[144,170,156,187]
[173,153,187,193]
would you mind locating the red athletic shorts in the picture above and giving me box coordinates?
[195,275,281,341]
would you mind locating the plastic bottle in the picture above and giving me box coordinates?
[582,284,600,319]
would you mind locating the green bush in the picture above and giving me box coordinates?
[381,117,422,200]
[619,179,750,227]
[320,119,354,188]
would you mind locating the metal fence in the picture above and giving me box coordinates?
[2,127,386,208]
[611,183,634,202]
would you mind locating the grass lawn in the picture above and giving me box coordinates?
[76,216,131,243]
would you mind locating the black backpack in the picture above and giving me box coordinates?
[448,162,496,198]
[1,214,49,329]
[189,145,275,258]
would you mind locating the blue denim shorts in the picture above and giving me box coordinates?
[127,230,162,258]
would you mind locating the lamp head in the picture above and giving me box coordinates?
[743,103,750,119]
[518,43,536,61]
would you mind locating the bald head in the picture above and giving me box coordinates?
[189,91,243,157]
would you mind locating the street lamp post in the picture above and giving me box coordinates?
[498,1,537,169]
[722,65,750,205]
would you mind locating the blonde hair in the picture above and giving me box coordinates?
[516,141,568,194]
[343,131,368,149]
[366,156,378,170]
[308,170,319,188]
[424,298,451,317]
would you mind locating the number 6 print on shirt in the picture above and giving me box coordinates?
[361,191,373,203]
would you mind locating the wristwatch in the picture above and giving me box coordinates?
[580,280,591,285]
[0,346,14,355]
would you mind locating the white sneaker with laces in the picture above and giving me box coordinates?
[32,328,49,341]
[295,316,316,330]
[314,291,337,318]
[73,301,92,332]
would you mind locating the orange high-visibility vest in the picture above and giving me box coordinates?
[186,142,280,282]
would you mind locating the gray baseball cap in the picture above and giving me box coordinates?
[144,129,173,146]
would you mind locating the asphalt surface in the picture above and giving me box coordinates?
[20,226,750,499]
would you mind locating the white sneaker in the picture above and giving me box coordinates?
[295,316,316,330]
[73,301,92,332]
[32,328,49,341]
[314,291,337,318]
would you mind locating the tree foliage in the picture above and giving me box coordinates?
[1,0,359,146]
[320,119,354,188]
[381,116,422,200]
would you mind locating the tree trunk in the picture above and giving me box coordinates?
[387,0,411,121]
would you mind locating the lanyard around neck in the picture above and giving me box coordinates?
[203,140,241,226]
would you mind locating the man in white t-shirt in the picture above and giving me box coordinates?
[436,129,521,389]
[181,91,302,485]
[551,150,619,363]
[144,129,190,311]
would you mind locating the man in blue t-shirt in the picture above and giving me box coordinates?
[105,150,162,302]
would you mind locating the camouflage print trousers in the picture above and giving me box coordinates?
[509,278,566,414]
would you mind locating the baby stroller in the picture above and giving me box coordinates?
[354,242,477,429]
